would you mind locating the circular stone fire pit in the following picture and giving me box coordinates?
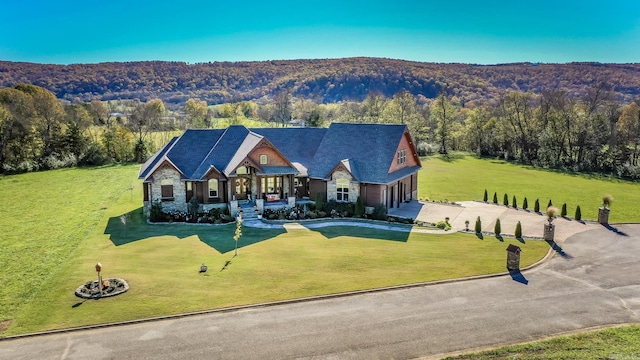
[75,278,129,299]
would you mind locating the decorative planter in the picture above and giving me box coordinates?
[543,223,555,241]
[598,207,610,225]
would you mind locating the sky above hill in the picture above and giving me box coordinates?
[1,0,639,65]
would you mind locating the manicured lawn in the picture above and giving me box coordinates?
[419,154,640,223]
[1,154,638,337]
[445,325,640,360]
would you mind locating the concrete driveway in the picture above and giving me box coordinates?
[2,223,639,360]
[390,200,601,242]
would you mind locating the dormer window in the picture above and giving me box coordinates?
[397,149,407,165]
[260,154,267,165]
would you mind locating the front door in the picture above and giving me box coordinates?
[235,177,251,200]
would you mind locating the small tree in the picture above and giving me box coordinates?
[475,216,482,233]
[149,199,164,222]
[523,197,528,210]
[534,199,540,213]
[493,192,498,204]
[187,196,200,222]
[233,215,243,256]
[547,199,553,208]
[515,221,522,239]
[561,203,567,217]
[512,195,517,209]
[503,193,509,206]
[575,205,582,220]
[494,218,501,235]
[483,189,488,202]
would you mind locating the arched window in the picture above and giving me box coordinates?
[260,154,267,165]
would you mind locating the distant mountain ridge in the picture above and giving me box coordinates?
[0,57,638,105]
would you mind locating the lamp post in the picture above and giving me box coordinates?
[95,262,103,294]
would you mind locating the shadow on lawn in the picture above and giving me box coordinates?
[310,225,410,242]
[104,208,286,254]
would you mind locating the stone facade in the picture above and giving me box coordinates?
[327,170,359,203]
[150,166,187,213]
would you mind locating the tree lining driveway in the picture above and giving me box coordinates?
[2,224,639,360]
[390,200,601,241]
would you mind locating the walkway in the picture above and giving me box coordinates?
[2,224,639,359]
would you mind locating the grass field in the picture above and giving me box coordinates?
[445,325,640,360]
[0,153,638,340]
[419,154,640,223]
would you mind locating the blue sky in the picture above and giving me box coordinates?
[1,0,639,64]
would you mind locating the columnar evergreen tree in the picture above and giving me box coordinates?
[534,199,540,212]
[494,218,501,235]
[575,205,582,220]
[515,221,522,239]
[483,189,488,202]
[561,203,567,217]
[512,195,517,209]
[547,199,553,208]
[475,216,482,233]
[523,197,528,210]
[493,192,498,204]
[503,193,509,206]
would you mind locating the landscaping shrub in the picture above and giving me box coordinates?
[503,193,509,206]
[575,205,582,220]
[493,192,498,204]
[79,141,112,166]
[149,199,165,222]
[547,199,553,208]
[512,195,517,209]
[436,219,452,231]
[523,197,528,210]
[515,221,522,238]
[475,216,482,233]
[325,200,355,217]
[561,203,567,217]
[371,203,387,221]
[494,218,501,235]
[187,197,200,221]
[354,196,365,217]
[534,199,540,212]
[314,192,324,212]
[483,189,488,202]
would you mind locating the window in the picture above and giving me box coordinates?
[260,154,267,165]
[208,179,218,198]
[336,179,349,202]
[160,179,173,200]
[236,166,248,175]
[261,176,281,194]
[397,149,407,165]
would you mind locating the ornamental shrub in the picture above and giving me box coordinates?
[523,197,528,210]
[371,203,387,221]
[315,192,324,212]
[354,196,365,217]
[494,218,501,235]
[493,192,498,204]
[561,203,567,217]
[475,216,482,233]
[483,189,488,202]
[503,193,509,206]
[512,195,517,209]
[515,221,522,239]
[534,199,540,212]
[575,205,582,221]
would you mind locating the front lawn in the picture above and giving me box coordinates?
[5,189,549,334]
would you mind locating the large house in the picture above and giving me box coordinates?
[138,123,421,216]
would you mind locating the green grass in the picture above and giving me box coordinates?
[1,154,638,338]
[419,154,640,223]
[445,325,640,360]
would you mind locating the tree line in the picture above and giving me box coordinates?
[1,83,639,180]
[1,58,639,106]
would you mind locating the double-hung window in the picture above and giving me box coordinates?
[336,179,349,202]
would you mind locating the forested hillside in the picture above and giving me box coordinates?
[1,58,639,106]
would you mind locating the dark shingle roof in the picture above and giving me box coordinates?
[309,123,408,184]
[140,123,419,184]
